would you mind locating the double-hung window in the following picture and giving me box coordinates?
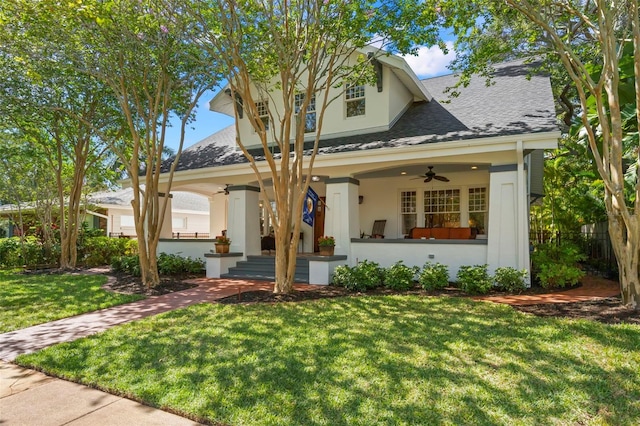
[345,84,365,117]
[468,187,487,234]
[400,191,417,235]
[255,100,270,131]
[423,189,460,228]
[294,93,316,133]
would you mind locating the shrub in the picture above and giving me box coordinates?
[494,267,528,293]
[112,253,204,277]
[332,260,383,291]
[79,237,137,267]
[419,262,450,290]
[383,261,419,290]
[157,253,204,275]
[0,236,47,268]
[111,255,141,276]
[536,263,584,289]
[457,264,492,295]
[531,242,586,289]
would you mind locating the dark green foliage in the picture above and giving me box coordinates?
[0,236,55,268]
[78,237,137,267]
[383,261,419,290]
[456,264,492,295]
[157,253,204,275]
[531,242,586,288]
[112,252,204,277]
[493,267,528,293]
[332,260,384,291]
[419,262,450,290]
[111,255,141,276]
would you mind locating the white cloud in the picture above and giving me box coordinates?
[402,42,456,79]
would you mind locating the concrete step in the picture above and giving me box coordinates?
[222,255,310,283]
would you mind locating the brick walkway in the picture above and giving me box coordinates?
[474,275,620,306]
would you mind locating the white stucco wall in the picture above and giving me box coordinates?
[351,240,488,281]
[357,171,491,239]
[157,239,216,262]
[231,53,417,149]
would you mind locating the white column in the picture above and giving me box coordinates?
[209,193,228,238]
[158,192,173,239]
[324,177,360,257]
[486,164,529,276]
[226,185,261,258]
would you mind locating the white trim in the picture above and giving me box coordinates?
[160,131,560,185]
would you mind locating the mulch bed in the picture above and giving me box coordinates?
[23,268,638,324]
[218,282,640,325]
[104,271,201,296]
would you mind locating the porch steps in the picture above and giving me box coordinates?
[221,255,310,283]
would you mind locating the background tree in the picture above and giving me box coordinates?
[192,0,439,293]
[435,0,640,306]
[65,0,220,287]
[0,1,122,268]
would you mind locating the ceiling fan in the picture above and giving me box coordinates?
[216,184,231,195]
[412,166,450,183]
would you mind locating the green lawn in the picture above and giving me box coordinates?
[17,296,640,425]
[0,269,144,333]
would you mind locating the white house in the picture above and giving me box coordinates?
[88,187,211,238]
[156,56,559,284]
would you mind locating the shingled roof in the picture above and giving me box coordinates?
[163,59,558,173]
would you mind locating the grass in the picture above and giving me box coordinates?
[0,269,143,333]
[17,296,640,425]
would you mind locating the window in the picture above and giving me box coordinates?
[424,189,460,228]
[255,100,269,131]
[295,93,316,133]
[400,191,417,235]
[345,84,365,117]
[120,215,135,228]
[468,187,487,234]
[172,217,187,229]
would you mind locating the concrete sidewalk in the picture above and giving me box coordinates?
[0,362,200,425]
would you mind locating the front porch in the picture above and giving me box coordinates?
[158,159,534,285]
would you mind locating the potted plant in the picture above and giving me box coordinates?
[318,236,335,256]
[214,235,231,254]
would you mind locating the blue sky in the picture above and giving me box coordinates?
[164,42,456,152]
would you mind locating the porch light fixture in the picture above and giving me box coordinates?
[400,171,407,175]
[471,166,478,170]
[311,175,321,182]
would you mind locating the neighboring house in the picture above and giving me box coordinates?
[0,188,211,239]
[156,54,559,284]
[88,187,211,238]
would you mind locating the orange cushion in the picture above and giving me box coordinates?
[430,228,450,239]
[449,228,472,239]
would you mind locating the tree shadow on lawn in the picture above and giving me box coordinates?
[17,296,640,425]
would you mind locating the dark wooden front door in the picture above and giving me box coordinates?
[313,196,325,252]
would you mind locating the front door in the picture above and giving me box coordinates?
[313,196,325,252]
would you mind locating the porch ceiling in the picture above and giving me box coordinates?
[353,163,489,180]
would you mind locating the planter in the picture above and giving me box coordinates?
[215,243,230,254]
[319,245,335,256]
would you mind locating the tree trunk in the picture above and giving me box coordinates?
[273,225,294,293]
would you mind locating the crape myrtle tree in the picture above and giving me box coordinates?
[0,1,120,269]
[190,0,439,294]
[65,0,220,287]
[434,0,640,306]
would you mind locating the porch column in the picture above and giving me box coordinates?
[487,164,529,277]
[324,177,360,256]
[209,193,227,238]
[158,192,173,239]
[226,185,261,258]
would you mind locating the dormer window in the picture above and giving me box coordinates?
[345,84,366,117]
[294,93,316,133]
[255,100,270,131]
